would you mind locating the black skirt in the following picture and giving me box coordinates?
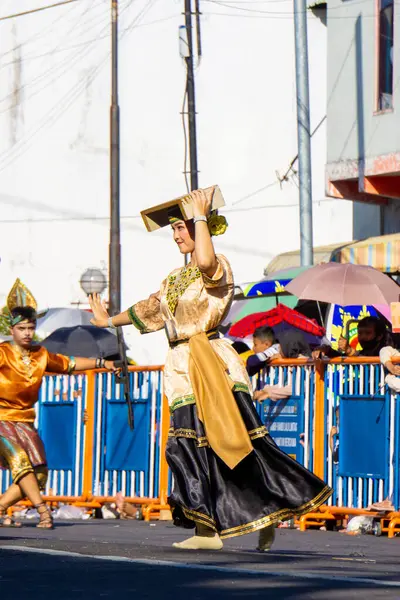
[166,391,332,539]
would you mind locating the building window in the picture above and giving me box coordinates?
[378,0,394,110]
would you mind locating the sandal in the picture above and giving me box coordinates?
[0,503,22,528]
[35,502,54,530]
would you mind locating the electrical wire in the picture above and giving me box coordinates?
[0,196,341,224]
[0,1,134,169]
[0,2,174,71]
[204,0,375,13]
[0,0,80,22]
[0,8,114,111]
[204,2,389,19]
[0,0,82,61]
[181,87,190,194]
[0,0,161,173]
[232,114,327,206]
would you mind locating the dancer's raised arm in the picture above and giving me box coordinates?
[188,188,218,278]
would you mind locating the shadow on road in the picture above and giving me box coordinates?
[0,548,398,600]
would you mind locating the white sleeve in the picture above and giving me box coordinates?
[380,346,398,365]
[263,343,280,359]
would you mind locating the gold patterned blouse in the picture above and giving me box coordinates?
[128,255,252,409]
[0,343,73,422]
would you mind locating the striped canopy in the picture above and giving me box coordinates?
[331,233,400,274]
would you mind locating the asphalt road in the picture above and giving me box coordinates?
[1,521,400,599]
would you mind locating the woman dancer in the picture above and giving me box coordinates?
[89,188,332,551]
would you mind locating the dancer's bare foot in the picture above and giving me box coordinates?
[173,534,223,550]
[115,492,137,519]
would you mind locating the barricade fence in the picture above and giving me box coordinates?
[324,360,398,510]
[0,367,168,509]
[1,359,399,517]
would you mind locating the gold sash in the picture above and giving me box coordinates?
[188,332,253,470]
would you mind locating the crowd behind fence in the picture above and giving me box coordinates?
[1,359,397,515]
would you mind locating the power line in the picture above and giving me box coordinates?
[0,12,179,70]
[0,197,342,224]
[0,1,134,169]
[0,0,80,22]
[0,0,82,61]
[204,5,389,19]
[205,0,374,13]
[0,0,159,173]
[0,9,113,111]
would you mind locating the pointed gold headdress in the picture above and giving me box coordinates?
[7,278,38,313]
[3,279,47,327]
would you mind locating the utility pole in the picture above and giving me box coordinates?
[293,0,314,266]
[184,0,199,191]
[109,0,121,314]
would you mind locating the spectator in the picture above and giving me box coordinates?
[380,345,400,393]
[313,316,391,359]
[246,326,280,377]
[254,331,311,402]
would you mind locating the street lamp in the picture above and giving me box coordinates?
[80,268,107,296]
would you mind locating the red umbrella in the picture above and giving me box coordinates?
[228,303,325,339]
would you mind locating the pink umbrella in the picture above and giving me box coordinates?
[285,263,400,306]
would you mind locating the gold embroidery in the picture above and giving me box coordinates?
[170,382,250,413]
[234,382,250,394]
[182,507,217,530]
[170,395,196,412]
[177,484,333,540]
[168,428,197,440]
[168,425,268,446]
[248,426,268,440]
[166,266,201,315]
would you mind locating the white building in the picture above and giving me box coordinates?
[0,0,353,363]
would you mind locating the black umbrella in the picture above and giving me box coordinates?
[40,325,125,359]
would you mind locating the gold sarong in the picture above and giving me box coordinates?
[188,332,253,469]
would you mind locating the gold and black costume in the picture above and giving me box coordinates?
[129,254,332,539]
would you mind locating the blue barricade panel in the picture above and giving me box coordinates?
[39,402,77,471]
[339,394,389,479]
[104,398,150,472]
[262,396,304,463]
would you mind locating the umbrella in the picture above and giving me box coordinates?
[220,295,298,332]
[285,263,400,306]
[243,266,311,298]
[36,308,93,338]
[40,325,123,358]
[229,303,326,339]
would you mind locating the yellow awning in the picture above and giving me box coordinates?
[264,242,351,275]
[331,233,400,274]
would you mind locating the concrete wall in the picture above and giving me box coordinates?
[0,0,354,363]
[327,0,400,165]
